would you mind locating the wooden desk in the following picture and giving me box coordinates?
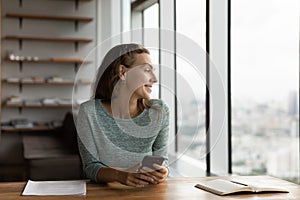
[0,176,299,200]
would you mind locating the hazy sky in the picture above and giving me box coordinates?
[231,0,299,103]
[143,0,299,104]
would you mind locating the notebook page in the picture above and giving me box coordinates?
[203,179,250,194]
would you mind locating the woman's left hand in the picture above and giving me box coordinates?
[140,163,168,184]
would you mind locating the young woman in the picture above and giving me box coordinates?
[76,44,169,187]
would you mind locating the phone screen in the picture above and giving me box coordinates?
[141,155,166,170]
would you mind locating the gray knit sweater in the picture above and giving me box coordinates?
[76,99,169,182]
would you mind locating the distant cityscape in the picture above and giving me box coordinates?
[176,90,299,184]
[232,91,299,184]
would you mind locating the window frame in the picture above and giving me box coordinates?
[131,0,230,176]
[130,0,300,181]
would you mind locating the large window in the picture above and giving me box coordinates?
[142,3,159,99]
[132,0,207,176]
[175,0,206,174]
[130,0,299,181]
[231,0,299,184]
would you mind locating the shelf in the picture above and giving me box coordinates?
[4,58,90,64]
[51,0,93,1]
[5,104,73,108]
[6,13,93,22]
[2,125,56,133]
[5,35,92,43]
[3,80,92,85]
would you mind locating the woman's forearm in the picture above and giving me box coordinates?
[96,166,156,187]
[97,167,124,183]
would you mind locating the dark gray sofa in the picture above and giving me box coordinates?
[22,112,83,180]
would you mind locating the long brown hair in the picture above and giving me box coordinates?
[93,43,150,108]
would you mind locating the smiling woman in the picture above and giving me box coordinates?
[117,55,157,104]
[76,43,170,187]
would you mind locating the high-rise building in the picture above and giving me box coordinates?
[288,91,298,116]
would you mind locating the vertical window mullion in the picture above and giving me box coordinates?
[208,0,229,175]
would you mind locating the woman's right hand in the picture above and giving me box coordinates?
[117,163,156,187]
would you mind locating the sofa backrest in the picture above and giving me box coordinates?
[60,112,78,153]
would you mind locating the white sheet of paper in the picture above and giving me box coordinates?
[22,180,86,196]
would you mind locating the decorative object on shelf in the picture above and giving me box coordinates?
[6,96,23,105]
[42,98,59,105]
[24,100,42,106]
[57,99,73,106]
[5,51,39,61]
[32,76,45,83]
[50,120,63,128]
[21,77,34,83]
[5,77,20,83]
[46,76,63,83]
[11,118,34,128]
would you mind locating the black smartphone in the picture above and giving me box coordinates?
[140,155,166,171]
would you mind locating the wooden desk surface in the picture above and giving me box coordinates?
[0,176,299,200]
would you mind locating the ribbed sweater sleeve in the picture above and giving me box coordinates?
[77,105,105,182]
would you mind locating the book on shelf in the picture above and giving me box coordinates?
[61,78,74,83]
[21,77,34,83]
[24,100,42,106]
[57,99,72,105]
[1,121,14,129]
[42,98,59,105]
[6,96,23,105]
[50,120,63,128]
[6,77,20,82]
[6,101,23,105]
[194,178,289,196]
[47,76,63,82]
[11,118,34,128]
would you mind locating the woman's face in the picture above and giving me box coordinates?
[125,53,157,100]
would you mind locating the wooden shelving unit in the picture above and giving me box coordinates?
[6,13,93,22]
[1,0,95,134]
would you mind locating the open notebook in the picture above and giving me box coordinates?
[195,179,289,196]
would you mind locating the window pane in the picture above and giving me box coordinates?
[175,0,206,175]
[143,3,159,99]
[231,0,299,184]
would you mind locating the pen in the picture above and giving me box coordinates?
[230,180,248,186]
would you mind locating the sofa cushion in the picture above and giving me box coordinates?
[0,133,25,165]
[28,156,82,180]
[23,134,75,159]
